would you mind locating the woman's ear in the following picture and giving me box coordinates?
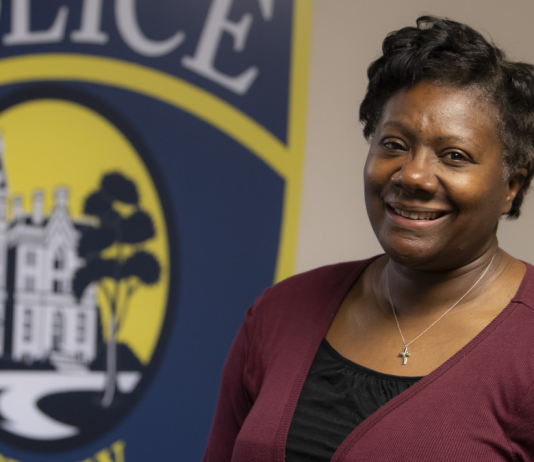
[502,168,528,215]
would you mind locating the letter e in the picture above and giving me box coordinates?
[182,0,258,95]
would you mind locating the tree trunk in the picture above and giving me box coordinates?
[102,315,117,407]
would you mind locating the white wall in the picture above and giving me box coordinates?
[296,0,534,273]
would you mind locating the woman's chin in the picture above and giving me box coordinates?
[379,242,451,271]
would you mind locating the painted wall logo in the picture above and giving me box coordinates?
[0,1,310,459]
[0,93,173,452]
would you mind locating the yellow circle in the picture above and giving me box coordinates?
[0,99,170,365]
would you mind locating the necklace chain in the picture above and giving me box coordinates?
[385,252,497,352]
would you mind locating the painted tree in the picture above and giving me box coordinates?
[73,172,160,407]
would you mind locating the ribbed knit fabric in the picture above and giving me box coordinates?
[203,259,534,462]
[285,340,421,461]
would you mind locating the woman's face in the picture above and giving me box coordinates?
[364,81,525,270]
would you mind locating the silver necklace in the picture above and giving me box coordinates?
[385,252,497,365]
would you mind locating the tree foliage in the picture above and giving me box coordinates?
[74,172,161,302]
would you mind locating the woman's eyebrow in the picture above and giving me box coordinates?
[381,120,409,131]
[432,135,481,150]
[381,121,481,149]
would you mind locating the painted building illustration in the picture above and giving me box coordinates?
[0,136,98,368]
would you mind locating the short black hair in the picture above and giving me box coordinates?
[360,16,534,218]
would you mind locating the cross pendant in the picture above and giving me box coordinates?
[398,344,411,365]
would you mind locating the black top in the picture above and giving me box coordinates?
[285,339,422,461]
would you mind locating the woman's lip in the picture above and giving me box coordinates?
[386,205,450,228]
[386,202,450,214]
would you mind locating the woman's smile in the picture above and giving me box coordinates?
[392,209,441,221]
[386,204,449,229]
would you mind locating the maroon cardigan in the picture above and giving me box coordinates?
[204,258,534,461]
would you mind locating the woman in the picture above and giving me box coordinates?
[204,16,534,461]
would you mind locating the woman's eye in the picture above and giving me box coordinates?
[444,151,468,162]
[383,141,406,150]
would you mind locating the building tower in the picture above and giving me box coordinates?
[0,135,9,355]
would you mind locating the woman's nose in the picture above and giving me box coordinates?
[391,153,438,195]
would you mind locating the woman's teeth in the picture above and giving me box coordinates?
[394,208,439,220]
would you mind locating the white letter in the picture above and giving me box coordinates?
[71,0,109,44]
[182,0,258,95]
[258,0,274,20]
[3,0,68,45]
[115,0,185,57]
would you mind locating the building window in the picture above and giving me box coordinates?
[26,251,36,266]
[23,309,32,342]
[52,311,63,351]
[53,280,64,293]
[77,313,86,343]
[53,248,65,270]
[25,276,35,291]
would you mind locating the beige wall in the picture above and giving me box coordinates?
[296,0,534,273]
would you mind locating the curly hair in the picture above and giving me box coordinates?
[359,16,534,218]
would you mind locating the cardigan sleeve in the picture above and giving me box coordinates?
[203,305,257,462]
[508,379,534,459]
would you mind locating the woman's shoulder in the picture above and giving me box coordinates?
[263,257,376,300]
[248,257,379,329]
[512,261,534,311]
[235,258,378,368]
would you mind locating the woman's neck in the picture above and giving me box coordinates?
[379,244,505,319]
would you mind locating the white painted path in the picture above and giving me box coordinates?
[0,371,141,440]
